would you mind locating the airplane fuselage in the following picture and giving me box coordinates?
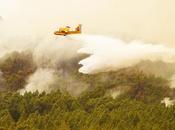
[54,24,82,36]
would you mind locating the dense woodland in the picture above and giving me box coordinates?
[0,51,175,130]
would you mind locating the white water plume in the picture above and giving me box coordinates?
[76,35,175,74]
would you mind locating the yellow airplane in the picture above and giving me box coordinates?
[54,24,82,36]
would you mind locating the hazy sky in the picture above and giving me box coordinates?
[1,0,175,44]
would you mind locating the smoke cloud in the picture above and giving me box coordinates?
[20,68,57,94]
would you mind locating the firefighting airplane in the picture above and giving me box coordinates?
[54,24,82,36]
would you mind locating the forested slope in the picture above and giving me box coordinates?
[0,51,174,130]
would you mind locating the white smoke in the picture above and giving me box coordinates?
[20,68,57,94]
[161,97,175,107]
[0,26,84,94]
[32,36,83,68]
[106,86,129,99]
[76,35,175,74]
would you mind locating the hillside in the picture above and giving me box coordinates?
[0,51,174,129]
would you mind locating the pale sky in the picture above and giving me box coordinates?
[1,0,175,44]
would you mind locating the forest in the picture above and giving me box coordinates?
[0,51,175,130]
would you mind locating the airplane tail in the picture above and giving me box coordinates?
[76,24,82,32]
